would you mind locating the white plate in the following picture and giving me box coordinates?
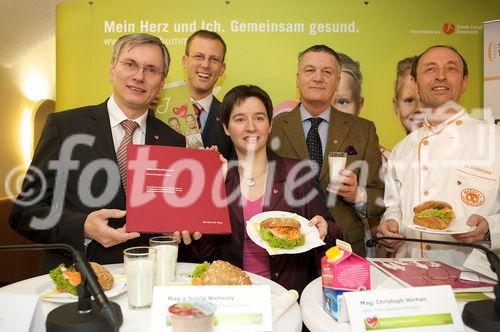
[407,217,476,235]
[38,273,127,303]
[246,211,325,255]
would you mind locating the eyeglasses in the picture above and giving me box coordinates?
[188,53,223,65]
[118,60,163,78]
[420,267,483,287]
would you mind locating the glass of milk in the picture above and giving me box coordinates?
[149,236,180,286]
[328,152,347,183]
[123,246,157,309]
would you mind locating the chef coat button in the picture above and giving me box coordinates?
[423,140,429,145]
[423,165,428,171]
[425,244,432,250]
[424,191,429,196]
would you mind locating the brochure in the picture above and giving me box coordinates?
[125,145,230,234]
[370,258,495,292]
[154,81,204,149]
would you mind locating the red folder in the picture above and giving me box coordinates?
[125,145,231,234]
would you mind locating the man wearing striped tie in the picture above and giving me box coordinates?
[9,33,188,273]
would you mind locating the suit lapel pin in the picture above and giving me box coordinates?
[273,189,279,194]
[154,135,159,140]
[333,139,338,144]
[216,117,220,122]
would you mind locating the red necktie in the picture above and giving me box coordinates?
[116,119,139,191]
[192,103,203,130]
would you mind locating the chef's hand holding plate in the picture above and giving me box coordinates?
[376,219,405,251]
[452,214,489,243]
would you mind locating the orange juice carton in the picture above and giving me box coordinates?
[321,239,370,291]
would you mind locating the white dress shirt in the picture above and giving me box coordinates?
[108,95,148,149]
[192,94,214,132]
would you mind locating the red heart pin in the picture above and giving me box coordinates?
[365,316,378,328]
[273,189,279,194]
[172,103,188,117]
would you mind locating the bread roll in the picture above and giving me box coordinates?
[413,215,451,230]
[194,260,251,285]
[90,262,114,291]
[261,217,300,229]
[413,200,453,214]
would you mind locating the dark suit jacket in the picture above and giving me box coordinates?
[201,97,234,159]
[269,105,385,256]
[187,151,342,294]
[9,101,186,273]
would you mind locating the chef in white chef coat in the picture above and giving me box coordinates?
[377,45,500,266]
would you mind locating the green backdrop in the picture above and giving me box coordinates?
[56,0,500,149]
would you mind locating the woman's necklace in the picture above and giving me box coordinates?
[239,168,268,186]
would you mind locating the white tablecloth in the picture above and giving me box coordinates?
[300,261,480,332]
[0,262,302,332]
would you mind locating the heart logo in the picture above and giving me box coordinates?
[457,180,462,185]
[172,103,188,117]
[365,316,378,328]
[442,22,456,35]
[364,1,369,4]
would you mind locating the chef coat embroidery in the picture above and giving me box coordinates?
[461,188,485,207]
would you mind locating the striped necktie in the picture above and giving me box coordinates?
[116,119,139,191]
[192,102,203,130]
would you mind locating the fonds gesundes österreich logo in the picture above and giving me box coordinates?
[487,41,500,62]
[409,22,482,36]
[442,22,455,35]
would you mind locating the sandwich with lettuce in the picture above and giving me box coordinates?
[258,217,305,249]
[49,262,114,295]
[413,200,455,230]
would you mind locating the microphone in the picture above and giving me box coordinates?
[367,236,500,332]
[0,243,123,332]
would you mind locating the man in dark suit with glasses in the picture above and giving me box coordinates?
[9,33,187,272]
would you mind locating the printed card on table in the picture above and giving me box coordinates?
[151,285,273,332]
[154,81,204,149]
[344,285,463,332]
